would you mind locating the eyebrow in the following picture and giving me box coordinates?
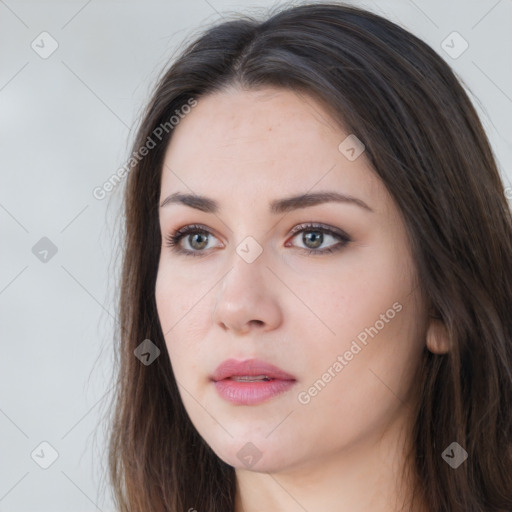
[159,191,373,214]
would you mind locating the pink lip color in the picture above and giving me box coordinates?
[211,358,296,405]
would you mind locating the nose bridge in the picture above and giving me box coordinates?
[218,240,267,305]
[221,214,268,288]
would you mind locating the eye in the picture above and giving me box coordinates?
[285,223,351,255]
[164,224,222,257]
[164,222,351,257]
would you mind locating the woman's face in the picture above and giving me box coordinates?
[155,86,427,473]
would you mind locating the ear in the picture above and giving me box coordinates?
[426,317,450,354]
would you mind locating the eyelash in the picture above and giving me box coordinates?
[164,223,351,258]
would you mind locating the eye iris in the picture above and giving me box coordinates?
[190,233,208,250]
[303,231,323,249]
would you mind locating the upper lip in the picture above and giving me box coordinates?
[211,358,296,382]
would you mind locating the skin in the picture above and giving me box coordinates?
[155,86,430,512]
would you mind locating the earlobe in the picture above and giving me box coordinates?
[426,318,450,354]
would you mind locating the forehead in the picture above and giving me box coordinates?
[160,87,383,211]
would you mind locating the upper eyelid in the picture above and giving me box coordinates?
[171,222,345,236]
[288,222,349,238]
[174,224,223,243]
[168,223,349,246]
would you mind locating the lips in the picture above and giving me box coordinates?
[211,358,296,382]
[211,358,297,405]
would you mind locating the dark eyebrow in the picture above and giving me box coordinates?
[159,191,373,214]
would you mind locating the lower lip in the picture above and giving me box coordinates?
[213,378,296,405]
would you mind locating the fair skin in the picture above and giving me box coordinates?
[155,86,431,512]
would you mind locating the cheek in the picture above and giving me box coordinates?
[155,263,213,376]
[296,295,423,447]
[155,261,209,333]
[301,239,422,392]
[324,294,422,405]
[322,251,412,337]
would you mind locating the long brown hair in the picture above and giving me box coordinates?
[104,2,512,510]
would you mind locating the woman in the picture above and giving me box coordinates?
[106,2,512,511]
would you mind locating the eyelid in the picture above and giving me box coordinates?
[164,222,351,256]
[284,223,351,254]
[287,222,350,241]
[164,223,224,255]
[173,223,222,242]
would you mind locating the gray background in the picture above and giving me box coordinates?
[1,0,510,510]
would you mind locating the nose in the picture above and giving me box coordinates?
[212,249,283,335]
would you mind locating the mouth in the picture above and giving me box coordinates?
[227,375,273,382]
[211,358,297,405]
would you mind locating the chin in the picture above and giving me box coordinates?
[206,433,305,474]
